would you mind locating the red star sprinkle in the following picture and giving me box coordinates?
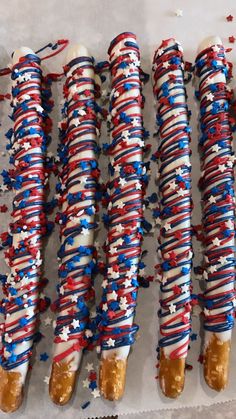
[185,363,193,371]
[84,89,91,97]
[146,275,154,282]
[174,231,182,239]
[0,205,8,213]
[198,354,204,364]
[168,251,176,259]
[226,14,234,22]
[76,68,84,76]
[161,39,169,48]
[191,298,199,306]
[229,36,235,43]
[89,371,97,381]
[172,285,181,295]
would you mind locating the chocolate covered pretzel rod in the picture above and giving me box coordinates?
[0,47,49,412]
[49,45,100,405]
[99,32,146,401]
[195,36,235,391]
[152,39,193,398]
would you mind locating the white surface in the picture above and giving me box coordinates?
[0,0,236,418]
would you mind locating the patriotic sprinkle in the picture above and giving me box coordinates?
[175,9,183,17]
[226,15,234,22]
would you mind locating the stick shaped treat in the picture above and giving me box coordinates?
[195,36,235,391]
[0,48,48,412]
[152,39,193,398]
[99,32,145,401]
[49,45,100,405]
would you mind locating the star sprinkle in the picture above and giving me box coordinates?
[120,296,129,310]
[204,308,210,317]
[175,168,183,176]
[107,338,115,347]
[226,15,234,22]
[91,389,100,398]
[212,144,220,153]
[164,221,171,231]
[163,61,169,69]
[81,227,89,236]
[218,164,226,173]
[212,237,221,247]
[129,52,138,62]
[219,256,228,265]
[72,319,80,329]
[175,9,183,17]
[85,362,94,372]
[102,303,108,312]
[0,205,8,213]
[208,265,217,273]
[177,188,187,197]
[190,333,197,341]
[169,181,177,190]
[209,195,216,203]
[116,224,124,233]
[109,290,118,300]
[182,284,189,293]
[123,68,131,77]
[40,352,49,362]
[117,200,125,209]
[0,185,8,192]
[83,378,90,388]
[43,316,52,326]
[109,246,117,255]
[119,178,127,187]
[229,36,235,43]
[169,303,176,314]
[59,326,70,342]
[124,278,132,288]
[132,118,139,127]
[206,92,214,101]
[70,295,78,303]
[156,48,164,56]
[44,376,50,385]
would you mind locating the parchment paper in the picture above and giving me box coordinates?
[0,1,236,418]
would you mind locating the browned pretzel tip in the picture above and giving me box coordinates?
[0,366,23,412]
[203,333,230,391]
[99,356,127,401]
[49,361,77,405]
[159,349,185,398]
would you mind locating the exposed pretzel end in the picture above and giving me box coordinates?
[99,355,127,401]
[204,334,230,392]
[49,361,77,405]
[159,349,185,398]
[0,366,23,412]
